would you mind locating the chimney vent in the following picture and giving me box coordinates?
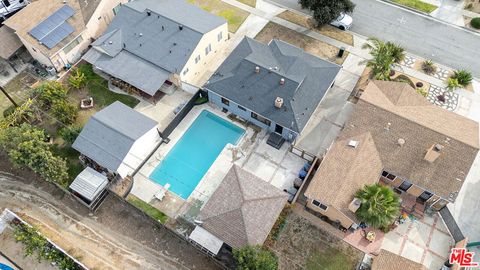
[147,10,151,16]
[424,144,443,163]
[397,138,405,146]
[179,25,183,30]
[275,97,283,108]
[348,140,359,148]
[280,78,285,85]
[268,67,273,73]
[255,66,260,74]
[108,40,113,44]
[139,33,143,37]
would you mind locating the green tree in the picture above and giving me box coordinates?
[0,99,38,129]
[0,123,69,186]
[13,224,48,261]
[299,0,355,27]
[451,69,472,87]
[362,37,406,80]
[68,68,87,90]
[233,245,278,270]
[355,184,400,230]
[51,100,78,125]
[35,81,68,108]
[58,125,82,145]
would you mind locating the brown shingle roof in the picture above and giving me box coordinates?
[372,250,427,270]
[198,165,287,248]
[304,132,383,222]
[4,0,86,57]
[0,26,23,59]
[342,80,479,200]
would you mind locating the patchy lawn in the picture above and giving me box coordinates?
[392,0,437,13]
[465,0,480,13]
[187,0,249,33]
[277,10,354,46]
[0,71,39,120]
[127,195,169,224]
[237,0,256,7]
[255,22,348,65]
[267,212,363,270]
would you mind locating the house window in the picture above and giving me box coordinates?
[238,105,246,111]
[195,55,201,64]
[382,170,396,180]
[251,112,271,126]
[182,68,189,75]
[398,181,412,192]
[63,36,83,54]
[221,97,229,106]
[112,3,122,15]
[217,31,223,41]
[312,200,328,211]
[205,44,212,55]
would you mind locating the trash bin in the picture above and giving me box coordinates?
[46,66,56,76]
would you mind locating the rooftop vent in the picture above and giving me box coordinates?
[268,67,273,73]
[348,198,361,213]
[397,138,405,146]
[147,10,151,16]
[348,140,359,148]
[275,97,283,108]
[280,78,285,85]
[255,66,260,74]
[384,122,391,131]
[139,33,143,37]
[179,25,183,30]
[424,144,443,163]
[108,40,113,44]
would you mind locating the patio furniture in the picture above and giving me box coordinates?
[361,230,376,242]
[154,183,171,201]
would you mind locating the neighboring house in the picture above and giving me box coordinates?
[190,165,287,255]
[1,0,127,71]
[203,37,341,142]
[304,80,479,229]
[82,0,228,101]
[0,25,23,62]
[72,101,161,179]
[372,250,427,270]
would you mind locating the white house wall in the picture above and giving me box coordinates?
[117,127,161,178]
[180,22,228,86]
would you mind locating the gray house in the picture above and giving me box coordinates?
[82,0,228,101]
[204,37,341,143]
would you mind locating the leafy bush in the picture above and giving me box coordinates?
[299,0,355,26]
[451,69,472,87]
[355,184,400,230]
[3,105,15,118]
[58,125,82,145]
[421,60,437,75]
[0,123,69,186]
[416,87,428,97]
[234,245,278,270]
[445,77,461,91]
[68,68,87,90]
[35,81,68,108]
[51,100,78,125]
[471,17,480,29]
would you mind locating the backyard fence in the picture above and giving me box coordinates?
[162,89,207,137]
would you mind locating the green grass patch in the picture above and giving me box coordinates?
[392,0,437,13]
[187,0,249,32]
[127,195,169,224]
[306,247,358,270]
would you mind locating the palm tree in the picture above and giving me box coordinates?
[355,184,400,230]
[362,37,406,80]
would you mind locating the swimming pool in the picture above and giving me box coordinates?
[149,110,245,199]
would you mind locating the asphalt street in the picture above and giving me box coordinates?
[268,0,480,78]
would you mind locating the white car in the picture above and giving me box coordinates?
[0,0,29,20]
[330,13,353,30]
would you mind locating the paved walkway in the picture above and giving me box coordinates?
[431,0,466,26]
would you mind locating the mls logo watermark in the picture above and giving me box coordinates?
[449,248,479,267]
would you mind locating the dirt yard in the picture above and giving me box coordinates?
[0,152,221,270]
[268,212,363,270]
[255,22,348,65]
[0,71,38,120]
[277,10,354,46]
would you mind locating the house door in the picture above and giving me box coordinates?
[275,124,283,134]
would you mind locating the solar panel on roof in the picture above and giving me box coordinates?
[28,5,75,49]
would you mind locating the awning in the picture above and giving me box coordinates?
[70,167,108,202]
[189,226,224,255]
[0,26,23,59]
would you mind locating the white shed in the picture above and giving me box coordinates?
[70,167,108,204]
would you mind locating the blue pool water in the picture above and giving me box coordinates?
[149,110,245,199]
[0,263,14,270]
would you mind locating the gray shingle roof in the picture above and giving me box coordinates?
[204,37,341,133]
[198,165,287,248]
[83,0,225,95]
[72,101,158,172]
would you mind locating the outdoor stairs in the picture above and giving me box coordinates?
[267,133,285,149]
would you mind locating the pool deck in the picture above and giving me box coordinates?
[131,100,306,220]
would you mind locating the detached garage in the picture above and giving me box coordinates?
[72,101,161,178]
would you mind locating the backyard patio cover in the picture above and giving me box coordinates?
[69,167,108,202]
[189,226,224,255]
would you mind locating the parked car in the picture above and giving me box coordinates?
[330,13,353,30]
[0,0,29,21]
